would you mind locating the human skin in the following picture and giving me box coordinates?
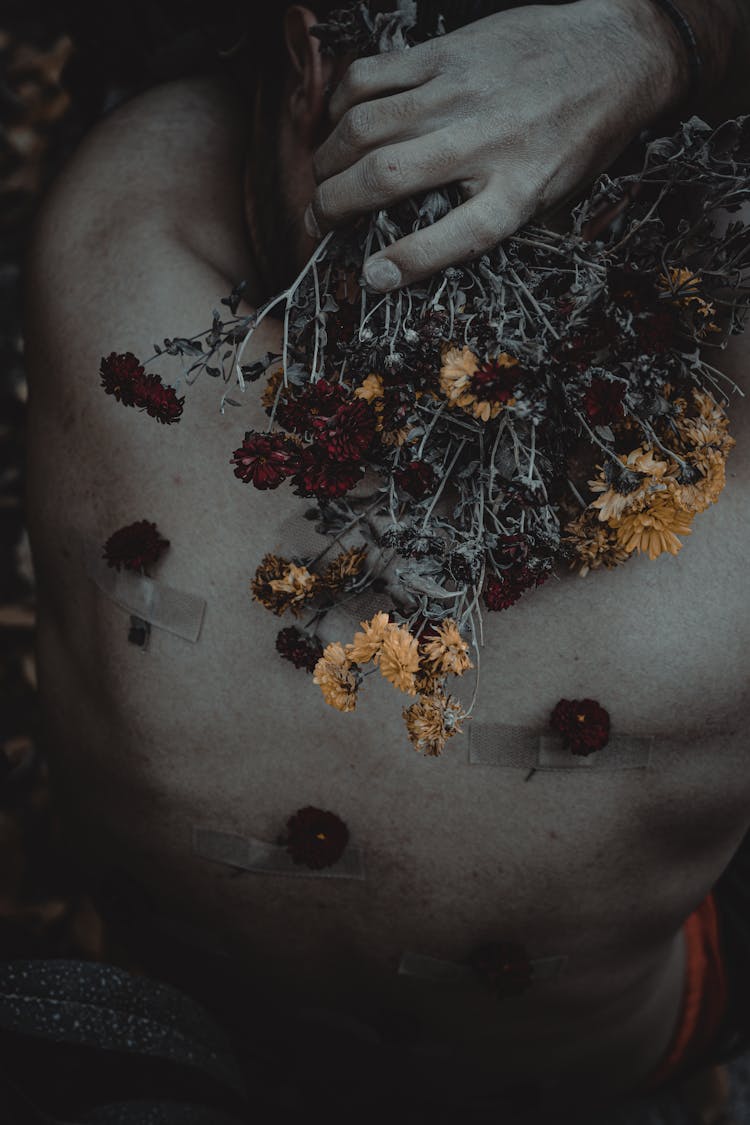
[304,0,750,291]
[22,9,750,1121]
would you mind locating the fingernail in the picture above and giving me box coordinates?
[362,258,402,292]
[304,204,321,240]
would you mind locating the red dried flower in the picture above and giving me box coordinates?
[395,460,436,500]
[312,399,377,461]
[634,307,679,354]
[608,266,657,313]
[468,942,533,998]
[550,698,610,756]
[484,566,548,612]
[469,359,520,405]
[276,379,348,436]
[133,372,185,424]
[285,806,349,869]
[584,378,625,425]
[231,431,301,489]
[103,520,170,573]
[276,627,324,673]
[100,352,144,406]
[292,447,363,499]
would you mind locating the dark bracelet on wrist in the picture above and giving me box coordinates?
[648,0,704,98]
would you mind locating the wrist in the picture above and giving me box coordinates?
[581,0,690,119]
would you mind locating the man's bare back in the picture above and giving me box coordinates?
[23,75,750,1114]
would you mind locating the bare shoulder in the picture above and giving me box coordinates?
[23,75,280,627]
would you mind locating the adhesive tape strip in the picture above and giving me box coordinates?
[469,725,652,771]
[192,826,366,880]
[85,550,206,643]
[398,952,568,984]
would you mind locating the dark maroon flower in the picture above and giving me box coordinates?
[468,942,533,998]
[312,399,376,461]
[633,307,679,355]
[276,379,349,436]
[550,698,610,756]
[484,566,548,612]
[100,352,144,406]
[133,372,184,424]
[395,460,436,500]
[608,266,656,313]
[276,627,324,673]
[103,520,170,573]
[292,447,363,499]
[469,358,521,406]
[231,431,301,489]
[285,806,349,870]
[583,378,625,425]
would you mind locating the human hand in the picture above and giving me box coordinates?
[306,0,686,291]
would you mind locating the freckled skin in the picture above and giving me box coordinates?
[21,5,750,1113]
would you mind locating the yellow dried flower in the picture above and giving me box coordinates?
[251,554,297,615]
[610,492,694,560]
[658,268,717,328]
[589,446,670,522]
[421,619,473,677]
[268,563,318,614]
[403,691,466,757]
[313,642,359,713]
[668,449,728,514]
[354,374,385,403]
[321,546,368,590]
[379,624,421,695]
[563,512,630,577]
[347,611,392,665]
[261,369,284,411]
[439,346,479,410]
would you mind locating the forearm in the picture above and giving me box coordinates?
[627,0,750,116]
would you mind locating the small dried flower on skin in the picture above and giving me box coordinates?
[100,353,184,423]
[347,611,393,664]
[103,520,170,573]
[321,546,368,590]
[403,690,466,757]
[285,806,349,869]
[268,563,318,612]
[313,642,360,712]
[251,555,315,616]
[550,698,610,755]
[276,626,324,672]
[610,492,694,560]
[421,618,473,677]
[100,352,144,405]
[133,371,185,424]
[379,624,421,694]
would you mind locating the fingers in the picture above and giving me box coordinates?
[328,43,441,124]
[314,82,441,184]
[307,128,465,237]
[360,190,534,292]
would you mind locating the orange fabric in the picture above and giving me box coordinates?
[643,892,729,1091]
